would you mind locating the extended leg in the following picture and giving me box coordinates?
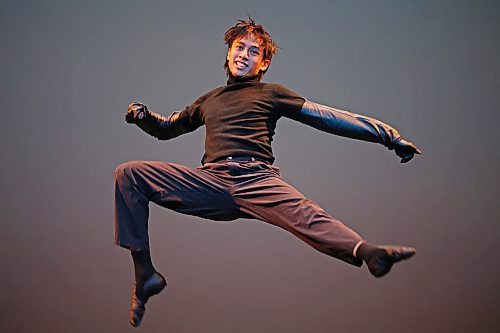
[232,167,415,275]
[232,171,364,267]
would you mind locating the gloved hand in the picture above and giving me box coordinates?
[394,138,422,163]
[125,101,149,124]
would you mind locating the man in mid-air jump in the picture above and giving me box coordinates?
[115,18,421,327]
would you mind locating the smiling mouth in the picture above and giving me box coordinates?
[235,61,248,69]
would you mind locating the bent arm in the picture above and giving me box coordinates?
[126,101,203,140]
[298,100,401,149]
[137,110,191,140]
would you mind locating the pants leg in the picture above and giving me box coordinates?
[114,160,242,250]
[230,162,364,266]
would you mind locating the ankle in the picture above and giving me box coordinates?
[131,249,156,283]
[356,242,379,262]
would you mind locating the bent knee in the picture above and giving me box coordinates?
[114,161,144,181]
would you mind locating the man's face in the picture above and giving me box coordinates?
[226,34,270,78]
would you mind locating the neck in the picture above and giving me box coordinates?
[227,73,262,85]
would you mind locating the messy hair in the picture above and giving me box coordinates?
[224,17,279,77]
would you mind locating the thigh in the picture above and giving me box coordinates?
[232,173,363,262]
[232,174,318,231]
[116,160,242,221]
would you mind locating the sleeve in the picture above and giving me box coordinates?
[274,85,307,117]
[136,95,205,141]
[295,100,402,149]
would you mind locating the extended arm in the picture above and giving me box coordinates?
[125,102,198,140]
[298,100,421,162]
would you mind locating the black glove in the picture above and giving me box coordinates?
[394,138,422,163]
[125,101,149,124]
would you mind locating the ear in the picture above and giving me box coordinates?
[226,48,231,62]
[260,59,271,72]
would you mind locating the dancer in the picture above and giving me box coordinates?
[115,18,421,327]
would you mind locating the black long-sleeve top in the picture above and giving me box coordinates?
[136,75,401,165]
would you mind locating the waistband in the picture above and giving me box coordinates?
[213,156,271,164]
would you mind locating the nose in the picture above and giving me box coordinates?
[238,50,249,61]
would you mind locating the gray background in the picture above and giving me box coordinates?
[1,0,499,332]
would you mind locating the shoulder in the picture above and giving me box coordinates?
[261,82,303,99]
[185,85,226,108]
[265,83,306,113]
[197,85,225,100]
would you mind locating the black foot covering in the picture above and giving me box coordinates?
[130,271,167,327]
[365,246,416,278]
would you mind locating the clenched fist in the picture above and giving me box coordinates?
[125,102,149,124]
[394,138,422,163]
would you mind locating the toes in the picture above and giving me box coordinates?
[383,246,416,262]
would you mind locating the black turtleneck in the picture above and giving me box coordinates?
[172,75,306,165]
[137,73,407,165]
[226,73,262,84]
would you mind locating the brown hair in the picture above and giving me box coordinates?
[224,17,279,77]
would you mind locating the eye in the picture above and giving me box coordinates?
[250,49,260,56]
[236,45,244,51]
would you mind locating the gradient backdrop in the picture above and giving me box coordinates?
[1,1,499,332]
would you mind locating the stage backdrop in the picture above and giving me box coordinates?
[1,1,499,332]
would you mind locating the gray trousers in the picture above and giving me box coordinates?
[114,159,364,266]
